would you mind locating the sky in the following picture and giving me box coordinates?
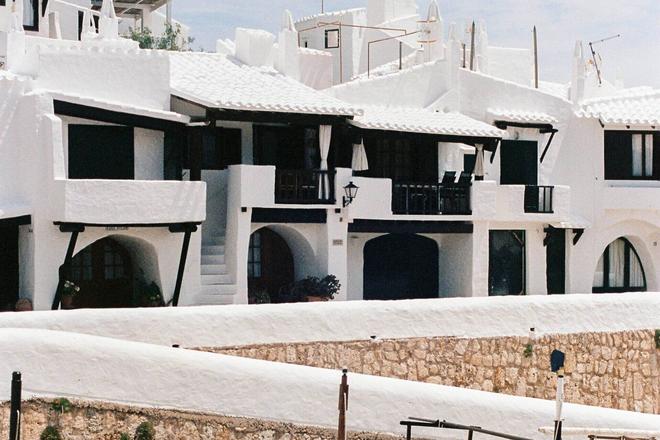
[171,1,660,88]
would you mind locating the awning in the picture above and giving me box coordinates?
[488,108,559,126]
[550,215,591,230]
[0,205,31,227]
[91,0,167,17]
[350,106,506,141]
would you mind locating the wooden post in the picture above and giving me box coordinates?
[469,21,476,71]
[337,369,349,440]
[533,26,539,88]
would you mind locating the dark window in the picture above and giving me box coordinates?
[325,29,340,49]
[604,131,658,180]
[463,153,476,174]
[183,127,242,170]
[0,1,6,6]
[247,231,262,279]
[363,133,437,183]
[593,238,646,293]
[0,224,19,310]
[68,125,134,180]
[253,125,318,169]
[489,230,526,296]
[164,131,184,180]
[500,140,538,185]
[23,0,39,31]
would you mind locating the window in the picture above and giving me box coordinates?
[23,0,39,31]
[604,131,659,180]
[489,230,526,296]
[593,238,646,293]
[247,231,262,278]
[363,134,437,183]
[185,127,242,170]
[68,125,134,180]
[500,140,538,185]
[325,29,340,49]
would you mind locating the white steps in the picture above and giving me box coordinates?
[198,233,236,305]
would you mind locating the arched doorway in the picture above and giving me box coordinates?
[248,228,295,303]
[593,238,647,293]
[69,237,134,308]
[363,234,439,300]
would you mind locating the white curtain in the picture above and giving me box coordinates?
[318,125,332,199]
[593,254,604,288]
[474,144,485,179]
[351,141,369,172]
[632,134,643,177]
[23,0,34,27]
[645,134,653,177]
[608,239,625,287]
[629,247,645,288]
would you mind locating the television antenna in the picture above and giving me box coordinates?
[588,34,621,85]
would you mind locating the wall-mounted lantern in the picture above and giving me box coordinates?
[343,181,359,207]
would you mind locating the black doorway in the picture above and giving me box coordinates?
[363,234,439,300]
[500,140,538,185]
[248,228,295,303]
[0,223,19,310]
[546,229,566,294]
[68,125,134,180]
[489,230,526,296]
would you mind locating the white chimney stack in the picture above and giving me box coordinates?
[99,0,119,40]
[425,0,444,61]
[275,10,300,80]
[570,40,585,105]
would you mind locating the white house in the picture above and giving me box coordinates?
[0,0,657,311]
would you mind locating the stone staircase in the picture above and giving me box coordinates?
[196,234,236,305]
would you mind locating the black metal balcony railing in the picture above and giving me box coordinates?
[275,169,336,204]
[524,185,554,213]
[392,182,471,215]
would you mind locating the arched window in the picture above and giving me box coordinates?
[593,238,646,293]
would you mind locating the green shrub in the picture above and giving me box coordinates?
[279,275,341,303]
[40,426,62,440]
[51,398,72,413]
[120,433,131,440]
[523,343,534,358]
[134,421,155,440]
[655,329,660,349]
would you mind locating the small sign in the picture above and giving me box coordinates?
[550,349,565,372]
[332,239,344,246]
[105,226,129,231]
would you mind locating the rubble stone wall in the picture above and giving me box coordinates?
[200,330,659,414]
[0,399,399,440]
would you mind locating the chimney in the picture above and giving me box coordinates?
[235,28,275,67]
[475,20,489,73]
[570,40,585,105]
[99,0,119,40]
[275,10,300,80]
[447,22,461,87]
[424,0,444,61]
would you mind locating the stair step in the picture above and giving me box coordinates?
[201,274,233,284]
[202,235,225,246]
[201,263,228,275]
[199,284,237,295]
[202,254,225,265]
[202,245,225,255]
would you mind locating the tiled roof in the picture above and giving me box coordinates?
[169,52,361,117]
[351,106,506,138]
[577,90,660,125]
[488,108,559,124]
[295,8,366,24]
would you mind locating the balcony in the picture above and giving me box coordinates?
[275,169,336,205]
[524,185,554,214]
[52,179,206,225]
[392,182,471,215]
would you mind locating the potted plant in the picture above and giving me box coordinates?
[281,275,340,303]
[248,289,271,305]
[61,281,80,309]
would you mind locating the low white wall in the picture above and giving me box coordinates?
[0,293,657,347]
[51,179,206,224]
[0,329,658,437]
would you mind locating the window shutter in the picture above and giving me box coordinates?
[654,133,660,179]
[604,131,632,180]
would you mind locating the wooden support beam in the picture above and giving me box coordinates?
[52,228,83,310]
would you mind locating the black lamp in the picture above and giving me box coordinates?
[342,181,359,207]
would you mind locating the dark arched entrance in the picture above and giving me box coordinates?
[248,228,295,303]
[69,237,134,308]
[363,234,439,300]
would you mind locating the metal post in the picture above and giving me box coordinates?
[337,369,349,440]
[399,41,403,70]
[165,0,172,26]
[469,21,476,71]
[533,26,539,88]
[9,371,22,440]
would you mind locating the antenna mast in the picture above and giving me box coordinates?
[588,34,621,85]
